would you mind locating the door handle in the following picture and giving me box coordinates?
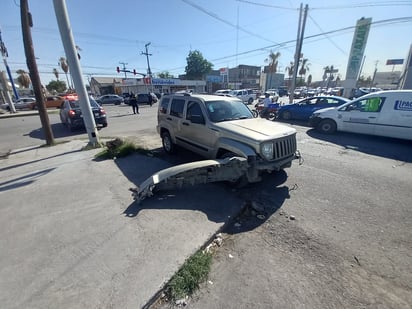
[182,122,190,126]
[368,116,376,119]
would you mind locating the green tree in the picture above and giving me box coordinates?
[46,80,67,93]
[307,74,312,86]
[285,61,294,79]
[16,69,31,88]
[53,68,59,80]
[298,58,310,81]
[59,57,71,88]
[265,51,280,89]
[157,71,174,78]
[185,50,213,80]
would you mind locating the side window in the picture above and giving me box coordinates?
[346,97,385,112]
[186,101,205,124]
[159,97,170,114]
[170,98,185,118]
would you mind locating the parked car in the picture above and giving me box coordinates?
[277,87,289,97]
[96,94,124,105]
[59,97,107,131]
[1,97,36,111]
[136,93,157,105]
[309,90,412,140]
[278,95,350,121]
[30,95,65,109]
[214,89,232,96]
[229,89,255,104]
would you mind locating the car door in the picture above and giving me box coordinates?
[179,100,214,157]
[338,96,384,135]
[295,98,317,119]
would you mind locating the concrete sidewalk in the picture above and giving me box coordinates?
[0,140,243,308]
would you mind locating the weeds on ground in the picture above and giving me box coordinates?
[166,250,212,301]
[94,138,151,160]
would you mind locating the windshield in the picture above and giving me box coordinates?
[205,99,253,122]
[69,98,99,108]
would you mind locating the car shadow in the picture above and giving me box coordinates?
[28,123,99,140]
[306,128,412,163]
[114,147,290,229]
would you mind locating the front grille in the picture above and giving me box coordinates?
[272,134,297,160]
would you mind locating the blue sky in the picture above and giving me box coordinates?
[1,0,412,86]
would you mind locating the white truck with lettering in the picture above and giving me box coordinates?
[309,90,412,140]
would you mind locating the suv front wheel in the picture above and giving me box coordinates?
[161,131,176,154]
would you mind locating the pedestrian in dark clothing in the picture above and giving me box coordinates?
[129,93,139,114]
[148,93,153,106]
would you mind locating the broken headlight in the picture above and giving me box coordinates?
[261,142,274,160]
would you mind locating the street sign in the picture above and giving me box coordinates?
[386,59,404,65]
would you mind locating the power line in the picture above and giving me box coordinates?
[181,0,280,45]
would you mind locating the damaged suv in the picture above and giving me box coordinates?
[156,93,300,185]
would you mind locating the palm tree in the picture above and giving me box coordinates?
[53,68,59,80]
[265,51,280,89]
[285,61,295,79]
[59,57,71,89]
[16,69,31,88]
[298,58,310,82]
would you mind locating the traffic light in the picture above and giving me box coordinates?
[116,66,120,73]
[133,69,136,75]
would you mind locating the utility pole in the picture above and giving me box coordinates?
[21,0,55,145]
[0,28,19,101]
[141,43,152,77]
[119,61,128,79]
[0,28,17,112]
[289,3,308,103]
[53,0,100,146]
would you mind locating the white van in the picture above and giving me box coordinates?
[309,90,412,140]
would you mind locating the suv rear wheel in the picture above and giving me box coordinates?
[161,131,176,154]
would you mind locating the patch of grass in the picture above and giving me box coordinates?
[94,138,151,160]
[166,250,212,301]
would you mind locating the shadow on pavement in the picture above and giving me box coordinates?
[29,123,88,140]
[0,167,55,192]
[306,128,412,163]
[115,148,291,228]
[224,170,291,234]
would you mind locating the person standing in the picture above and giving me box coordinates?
[129,93,139,114]
[148,92,153,107]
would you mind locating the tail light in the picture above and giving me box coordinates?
[68,110,76,117]
[100,108,106,115]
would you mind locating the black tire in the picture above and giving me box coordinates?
[251,109,258,118]
[248,97,254,105]
[68,119,75,132]
[161,131,176,154]
[317,119,337,134]
[281,110,292,120]
[267,111,277,121]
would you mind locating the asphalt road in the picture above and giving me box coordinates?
[0,103,160,154]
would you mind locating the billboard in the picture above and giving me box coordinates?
[343,17,372,97]
[386,59,404,65]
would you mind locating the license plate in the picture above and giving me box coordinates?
[94,112,99,117]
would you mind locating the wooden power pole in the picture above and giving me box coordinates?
[21,0,55,146]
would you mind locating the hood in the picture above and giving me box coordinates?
[215,118,296,141]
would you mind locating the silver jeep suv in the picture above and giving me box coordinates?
[157,93,299,183]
